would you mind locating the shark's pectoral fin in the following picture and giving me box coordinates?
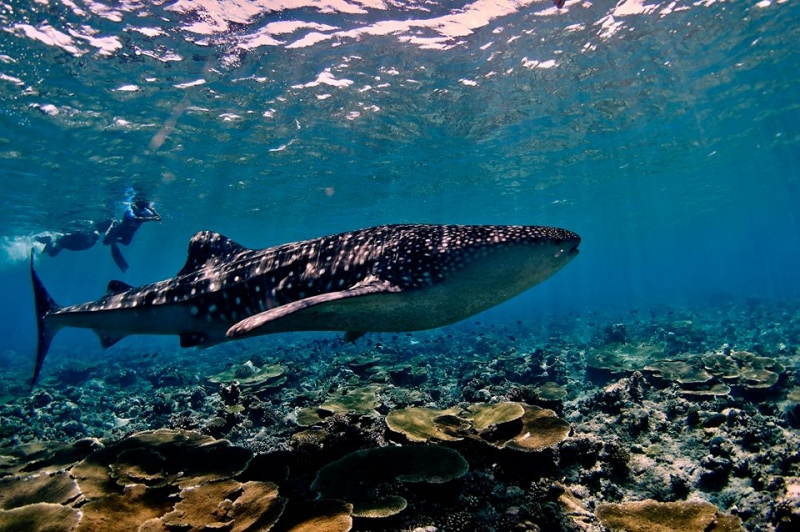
[96,331,126,349]
[226,281,401,339]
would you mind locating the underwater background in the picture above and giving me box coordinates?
[1,1,800,531]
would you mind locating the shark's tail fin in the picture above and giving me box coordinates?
[30,252,61,391]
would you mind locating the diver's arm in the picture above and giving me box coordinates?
[129,207,161,222]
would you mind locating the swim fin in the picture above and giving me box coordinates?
[110,242,129,272]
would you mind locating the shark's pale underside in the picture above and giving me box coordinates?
[30,224,580,388]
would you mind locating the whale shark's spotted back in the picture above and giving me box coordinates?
[179,223,578,295]
[30,223,580,388]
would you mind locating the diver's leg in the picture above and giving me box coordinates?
[103,222,118,245]
[118,230,134,246]
[35,236,58,257]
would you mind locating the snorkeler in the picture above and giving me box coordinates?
[103,197,162,272]
[35,219,113,257]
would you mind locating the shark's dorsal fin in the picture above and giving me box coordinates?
[106,280,133,296]
[226,281,401,339]
[178,231,249,276]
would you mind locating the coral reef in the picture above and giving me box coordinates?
[1,297,799,531]
[311,445,469,517]
[596,499,743,531]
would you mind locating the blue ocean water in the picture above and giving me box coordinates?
[1,0,799,371]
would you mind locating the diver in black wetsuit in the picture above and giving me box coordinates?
[36,219,113,257]
[103,198,161,272]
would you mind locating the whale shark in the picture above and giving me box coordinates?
[30,224,580,388]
